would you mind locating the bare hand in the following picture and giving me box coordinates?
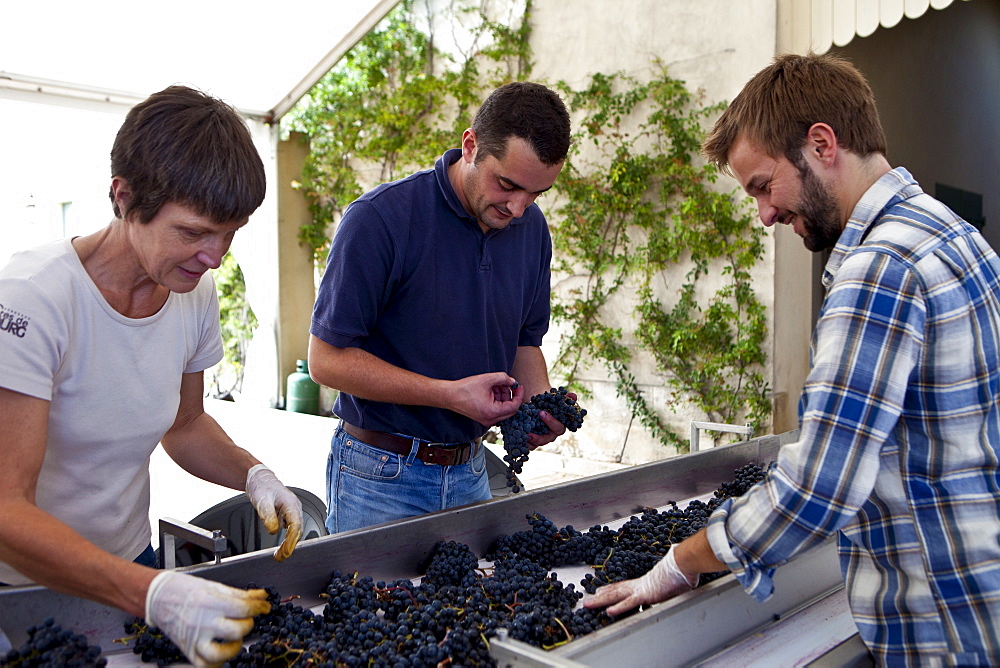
[449,372,524,426]
[492,381,520,403]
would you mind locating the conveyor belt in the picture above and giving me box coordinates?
[0,431,870,665]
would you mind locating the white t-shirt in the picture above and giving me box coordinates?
[0,239,223,585]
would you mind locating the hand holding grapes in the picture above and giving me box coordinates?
[526,391,577,448]
[145,571,272,665]
[497,388,586,492]
[449,372,524,426]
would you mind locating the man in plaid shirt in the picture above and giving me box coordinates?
[586,53,1000,665]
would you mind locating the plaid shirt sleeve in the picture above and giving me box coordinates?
[708,168,1000,662]
[708,246,925,601]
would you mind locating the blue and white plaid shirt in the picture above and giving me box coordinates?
[708,168,1000,665]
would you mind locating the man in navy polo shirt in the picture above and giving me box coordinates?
[308,82,573,533]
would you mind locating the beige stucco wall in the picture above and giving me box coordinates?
[271,0,818,466]
[526,0,787,464]
[275,133,323,402]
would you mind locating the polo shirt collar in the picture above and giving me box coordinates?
[435,148,468,220]
[434,147,530,232]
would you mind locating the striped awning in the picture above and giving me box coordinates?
[777,0,971,54]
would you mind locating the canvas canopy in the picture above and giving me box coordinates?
[0,0,398,120]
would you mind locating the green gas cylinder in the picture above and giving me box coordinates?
[286,359,320,415]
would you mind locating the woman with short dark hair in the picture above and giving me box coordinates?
[0,85,303,665]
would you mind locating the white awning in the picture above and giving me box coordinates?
[0,0,398,121]
[777,0,970,55]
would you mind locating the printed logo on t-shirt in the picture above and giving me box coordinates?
[0,303,29,338]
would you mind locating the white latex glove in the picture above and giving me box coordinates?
[245,464,303,561]
[145,571,271,666]
[583,547,698,616]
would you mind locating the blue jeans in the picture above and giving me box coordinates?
[326,421,491,533]
[134,543,158,568]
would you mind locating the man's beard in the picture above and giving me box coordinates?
[791,153,842,253]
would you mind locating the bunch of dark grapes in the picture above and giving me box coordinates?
[530,389,586,433]
[1,618,106,667]
[711,462,768,507]
[421,540,481,588]
[230,574,497,666]
[497,387,587,493]
[488,463,770,594]
[119,583,275,666]
[150,461,774,666]
[121,619,185,665]
[228,595,334,667]
[229,539,600,665]
[321,570,380,625]
[487,513,607,569]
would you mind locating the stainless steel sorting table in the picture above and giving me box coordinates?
[0,430,871,666]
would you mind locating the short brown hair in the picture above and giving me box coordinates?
[109,85,266,223]
[472,82,571,167]
[702,53,887,173]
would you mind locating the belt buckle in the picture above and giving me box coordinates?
[420,441,471,466]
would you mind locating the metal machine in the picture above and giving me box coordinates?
[0,431,870,666]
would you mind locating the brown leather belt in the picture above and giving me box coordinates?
[341,422,480,466]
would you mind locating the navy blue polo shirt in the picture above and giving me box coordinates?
[310,148,552,442]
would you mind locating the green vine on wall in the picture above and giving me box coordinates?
[551,67,770,451]
[210,253,257,399]
[283,0,533,263]
[283,1,770,453]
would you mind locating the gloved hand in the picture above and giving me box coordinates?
[145,570,271,666]
[583,546,697,616]
[245,464,303,561]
